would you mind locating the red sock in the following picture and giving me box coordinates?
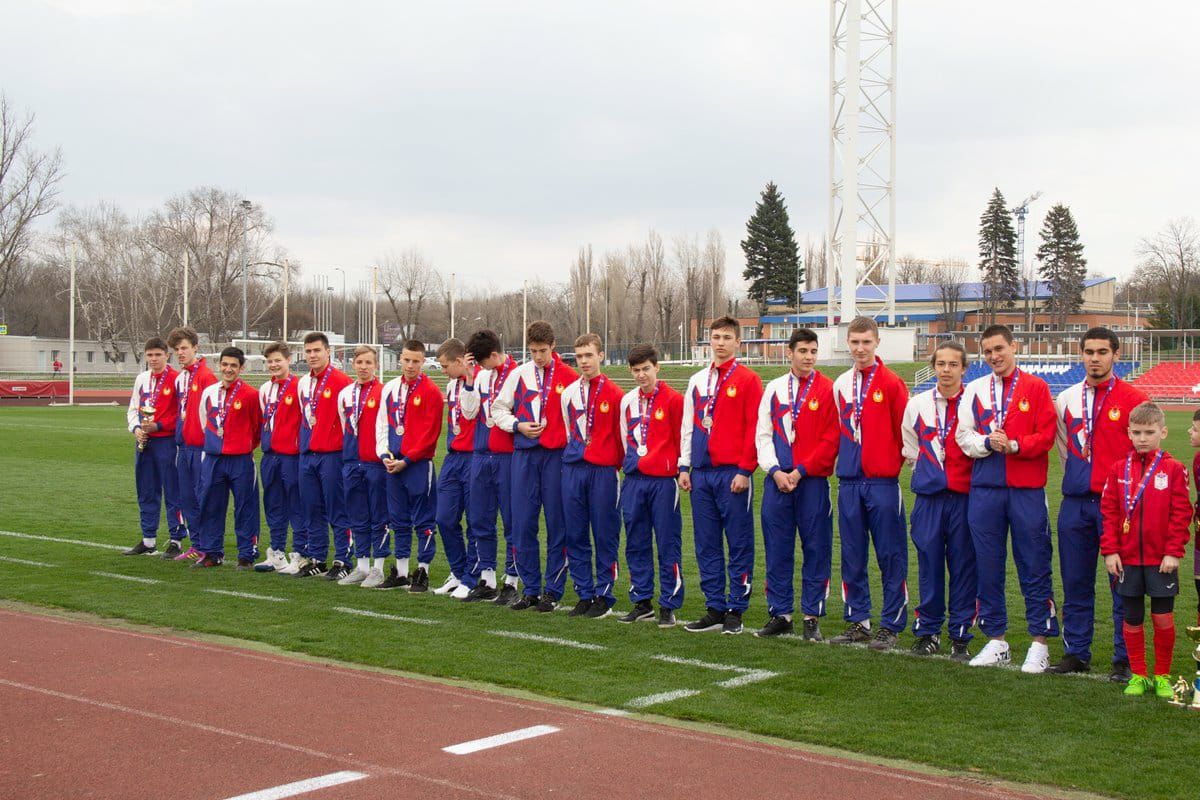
[1124,622,1147,677]
[1152,613,1176,676]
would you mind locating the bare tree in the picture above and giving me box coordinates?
[0,95,64,302]
[896,253,931,284]
[701,229,727,323]
[1133,217,1200,328]
[931,258,969,333]
[378,248,443,340]
[802,236,825,292]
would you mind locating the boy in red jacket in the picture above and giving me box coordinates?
[335,346,387,586]
[1101,402,1192,697]
[123,337,183,555]
[168,326,216,561]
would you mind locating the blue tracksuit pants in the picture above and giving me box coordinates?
[511,447,567,600]
[621,473,684,610]
[1058,493,1125,664]
[343,460,389,560]
[467,452,518,580]
[690,466,755,613]
[260,451,303,553]
[562,461,621,606]
[196,453,260,560]
[387,459,437,563]
[838,479,908,632]
[135,436,185,541]
[761,475,832,619]
[436,450,475,586]
[175,444,204,543]
[300,450,351,564]
[910,489,976,641]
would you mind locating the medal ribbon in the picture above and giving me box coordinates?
[484,357,515,420]
[534,358,557,424]
[216,379,243,431]
[1123,450,1165,531]
[704,359,738,425]
[180,359,202,419]
[144,369,168,409]
[932,387,961,450]
[306,366,332,425]
[787,371,815,430]
[448,378,462,432]
[989,368,1020,429]
[638,381,661,448]
[1082,376,1116,460]
[352,378,375,429]
[264,374,294,429]
[852,359,879,438]
[579,375,605,443]
[393,374,425,431]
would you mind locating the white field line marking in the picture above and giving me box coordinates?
[332,606,438,625]
[716,670,779,689]
[0,530,124,551]
[594,708,631,717]
[442,724,560,755]
[625,689,702,708]
[0,421,123,433]
[650,653,780,688]
[91,571,162,585]
[220,771,368,800]
[205,589,288,603]
[487,630,606,651]
[0,555,56,567]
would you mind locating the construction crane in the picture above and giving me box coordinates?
[1011,191,1043,339]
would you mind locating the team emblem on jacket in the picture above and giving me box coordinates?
[1155,472,1169,490]
[599,401,610,413]
[654,408,665,420]
[555,384,564,394]
[1018,398,1030,412]
[323,389,332,398]
[284,396,293,405]
[726,386,737,397]
[367,398,376,408]
[234,400,242,410]
[1108,407,1121,421]
[808,398,819,410]
[872,390,883,403]
[192,384,200,392]
[163,387,172,396]
[413,395,422,406]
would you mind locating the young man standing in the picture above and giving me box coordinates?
[193,347,262,568]
[168,326,216,561]
[255,342,304,574]
[754,328,839,639]
[492,321,579,612]
[679,316,763,635]
[432,338,479,600]
[619,345,686,627]
[123,337,183,555]
[830,317,910,649]
[461,329,522,604]
[296,332,353,578]
[560,333,626,618]
[957,324,1059,672]
[336,346,389,586]
[1050,327,1148,679]
[375,340,444,592]
[901,340,975,660]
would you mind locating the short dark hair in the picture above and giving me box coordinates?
[930,339,969,367]
[847,316,878,338]
[787,328,818,348]
[263,341,290,359]
[144,337,168,354]
[1192,408,1200,422]
[303,331,329,348]
[527,320,555,346]
[709,316,740,337]
[436,338,466,360]
[980,324,1014,344]
[1080,326,1119,352]
[403,339,426,355]
[167,326,199,348]
[627,344,659,367]
[467,329,503,362]
[219,346,245,366]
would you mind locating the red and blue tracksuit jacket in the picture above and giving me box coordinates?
[258,374,303,554]
[174,357,216,542]
[460,357,519,578]
[196,379,261,560]
[128,366,184,541]
[338,379,388,560]
[376,373,443,563]
[436,370,480,585]
[296,364,353,563]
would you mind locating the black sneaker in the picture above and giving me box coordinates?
[123,541,157,556]
[657,608,677,628]
[755,616,794,638]
[409,567,429,593]
[297,559,328,578]
[376,565,410,589]
[950,639,971,662]
[190,554,222,569]
[584,598,612,619]
[464,583,498,602]
[1047,653,1090,674]
[829,621,872,644]
[722,611,744,635]
[161,541,184,559]
[511,594,538,611]
[1109,659,1132,683]
[619,600,655,623]
[685,607,727,633]
[535,594,559,613]
[567,598,592,617]
[324,561,350,581]
[802,617,823,641]
[494,585,519,606]
[911,634,940,656]
[868,627,900,651]
[235,557,254,570]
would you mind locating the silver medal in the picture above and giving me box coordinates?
[853,427,861,444]
[396,424,405,436]
[452,424,461,436]
[702,417,713,430]
[216,425,224,437]
[636,445,648,457]
[305,409,316,427]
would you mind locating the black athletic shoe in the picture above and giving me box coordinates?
[235,557,254,570]
[868,627,900,651]
[409,567,429,593]
[802,617,823,642]
[160,540,184,559]
[619,600,655,623]
[494,585,519,606]
[829,622,872,645]
[950,639,971,662]
[722,611,744,635]
[1109,659,1132,683]
[685,607,727,633]
[911,634,940,656]
[296,559,328,578]
[1047,653,1090,674]
[755,616,794,638]
[584,598,612,619]
[657,608,677,628]
[123,541,157,556]
[567,599,593,617]
[535,594,559,613]
[464,583,499,602]
[511,594,539,611]
[376,566,410,589]
[324,561,350,581]
[190,554,222,569]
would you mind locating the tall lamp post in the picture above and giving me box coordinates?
[333,266,347,351]
[240,199,252,339]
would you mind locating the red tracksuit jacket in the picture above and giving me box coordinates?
[956,368,1056,489]
[756,369,839,479]
[832,358,908,480]
[199,380,262,456]
[1100,449,1192,566]
[445,368,479,454]
[561,373,625,468]
[337,379,384,463]
[491,352,579,451]
[377,373,444,463]
[680,359,763,475]
[1056,377,1148,496]
[176,357,216,447]
[258,374,301,455]
[620,381,684,478]
[298,364,353,454]
[902,386,972,495]
[127,366,179,439]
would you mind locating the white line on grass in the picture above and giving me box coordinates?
[91,571,162,585]
[650,654,780,688]
[442,725,560,755]
[624,689,702,708]
[594,708,631,717]
[220,771,368,800]
[650,654,744,672]
[205,589,288,603]
[716,670,779,689]
[332,606,438,625]
[0,555,56,567]
[0,530,124,551]
[486,630,606,651]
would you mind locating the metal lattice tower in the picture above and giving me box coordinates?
[826,0,897,330]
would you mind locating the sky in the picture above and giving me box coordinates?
[5,0,1198,293]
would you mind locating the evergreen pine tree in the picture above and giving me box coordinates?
[977,188,1020,322]
[1036,204,1087,328]
[741,182,801,310]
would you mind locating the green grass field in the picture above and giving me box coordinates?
[0,404,1196,800]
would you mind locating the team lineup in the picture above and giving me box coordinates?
[124,317,1200,698]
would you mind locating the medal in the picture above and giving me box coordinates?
[702,417,713,430]
[578,375,605,445]
[851,359,878,444]
[1122,450,1164,538]
[989,368,1020,429]
[1081,376,1115,462]
[853,428,861,444]
[351,378,375,434]
[215,379,242,437]
[396,424,405,435]
[452,424,461,436]
[305,366,333,429]
[264,374,294,431]
[1122,519,1130,534]
[786,370,815,442]
[305,408,316,427]
[702,360,738,431]
[932,387,961,455]
[484,357,515,420]
[392,374,424,439]
[216,426,224,437]
[534,359,557,424]
[179,359,202,420]
[448,377,464,438]
[636,381,660,456]
[637,445,648,457]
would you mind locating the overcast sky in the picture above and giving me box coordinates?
[6,0,1198,293]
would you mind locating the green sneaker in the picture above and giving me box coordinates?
[1124,675,1152,696]
[1154,675,1174,699]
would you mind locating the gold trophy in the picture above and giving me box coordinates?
[1188,627,1200,710]
[137,404,156,452]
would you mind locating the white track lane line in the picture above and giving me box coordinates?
[91,571,162,585]
[442,724,561,755]
[332,606,438,625]
[220,771,368,800]
[625,689,702,708]
[206,589,289,603]
[0,556,56,567]
[0,530,124,551]
[487,630,606,651]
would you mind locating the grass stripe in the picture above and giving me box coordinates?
[91,571,162,585]
[332,606,437,625]
[0,555,56,567]
[205,589,288,603]
[0,530,124,551]
[486,630,606,651]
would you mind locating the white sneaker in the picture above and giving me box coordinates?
[968,639,1011,667]
[338,563,370,585]
[450,583,471,600]
[253,548,281,572]
[276,552,303,575]
[360,566,386,588]
[1021,641,1050,674]
[433,575,461,596]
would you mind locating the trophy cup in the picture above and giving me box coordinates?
[1188,626,1200,710]
[137,404,156,452]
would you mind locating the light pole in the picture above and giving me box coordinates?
[240,199,252,340]
[522,280,529,360]
[333,266,347,343]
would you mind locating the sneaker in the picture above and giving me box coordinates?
[755,616,794,638]
[685,607,727,633]
[235,557,254,570]
[296,559,328,578]
[409,567,429,593]
[511,594,539,611]
[175,546,203,562]
[619,600,655,623]
[722,611,744,635]
[433,575,461,596]
[657,608,677,628]
[324,561,351,581]
[376,566,410,590]
[535,594,559,613]
[1123,674,1152,696]
[829,622,872,645]
[1047,653,1090,674]
[360,566,386,588]
[1021,641,1050,674]
[868,627,900,651]
[494,585,519,606]
[910,634,940,656]
[190,554,221,569]
[950,639,971,662]
[968,638,1011,667]
[254,549,288,573]
[1110,660,1132,683]
[276,552,304,575]
[338,564,369,585]
[450,583,472,600]
[584,598,612,619]
[1154,675,1174,699]
[123,541,156,556]
[567,599,593,617]
[160,541,184,559]
[464,583,499,603]
[802,617,823,642]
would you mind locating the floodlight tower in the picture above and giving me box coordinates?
[827,0,897,333]
[1012,191,1042,334]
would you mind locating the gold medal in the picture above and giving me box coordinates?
[1122,518,1130,535]
[216,425,224,437]
[396,425,405,436]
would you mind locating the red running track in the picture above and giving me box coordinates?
[0,608,1051,800]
